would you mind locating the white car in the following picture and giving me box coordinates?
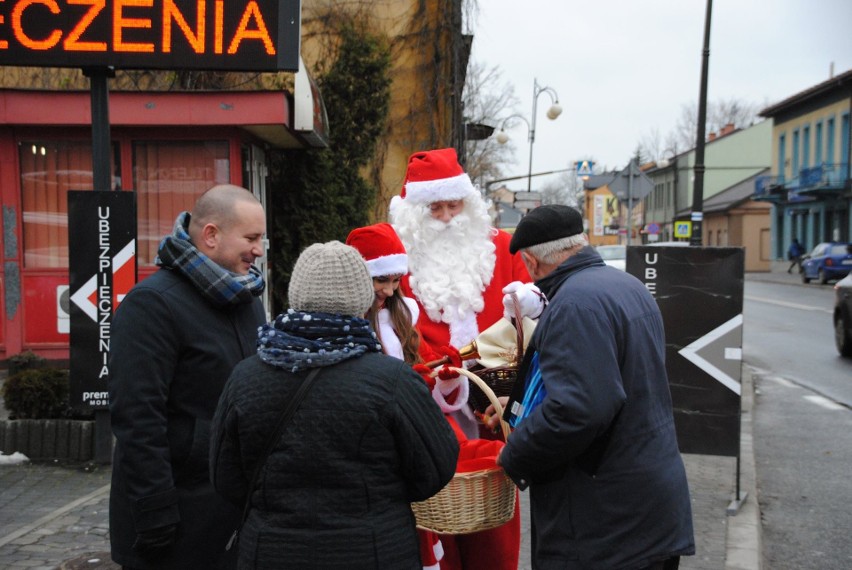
[595,245,626,271]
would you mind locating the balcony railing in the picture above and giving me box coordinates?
[754,162,849,201]
[753,174,785,199]
[797,162,848,193]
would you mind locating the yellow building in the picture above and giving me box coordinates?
[755,68,852,258]
[301,0,469,222]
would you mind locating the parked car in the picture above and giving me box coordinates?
[801,242,852,284]
[595,244,626,271]
[835,274,852,358]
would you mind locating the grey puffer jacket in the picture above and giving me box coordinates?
[500,248,695,570]
[210,351,459,570]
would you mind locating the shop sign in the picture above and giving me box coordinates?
[0,0,301,71]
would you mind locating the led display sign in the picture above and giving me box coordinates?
[0,0,301,71]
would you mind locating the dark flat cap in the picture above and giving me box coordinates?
[509,205,584,254]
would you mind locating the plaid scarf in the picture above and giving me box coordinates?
[155,212,265,307]
[257,309,382,373]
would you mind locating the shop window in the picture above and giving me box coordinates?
[133,141,230,265]
[19,140,118,268]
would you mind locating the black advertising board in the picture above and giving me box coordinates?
[626,246,744,457]
[0,0,301,71]
[68,190,136,412]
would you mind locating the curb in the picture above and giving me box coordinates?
[724,365,762,570]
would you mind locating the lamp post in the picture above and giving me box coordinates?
[494,78,562,193]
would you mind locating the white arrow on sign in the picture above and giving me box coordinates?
[678,314,743,395]
[69,240,136,323]
[70,275,98,322]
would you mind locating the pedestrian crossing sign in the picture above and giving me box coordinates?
[674,221,692,238]
[576,160,594,177]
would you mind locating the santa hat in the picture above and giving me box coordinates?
[397,148,478,205]
[345,223,408,277]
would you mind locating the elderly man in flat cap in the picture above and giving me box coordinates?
[490,204,695,570]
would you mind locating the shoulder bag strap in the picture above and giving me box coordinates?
[226,366,323,551]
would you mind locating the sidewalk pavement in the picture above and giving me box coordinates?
[0,376,763,570]
[747,260,811,288]
[3,265,813,569]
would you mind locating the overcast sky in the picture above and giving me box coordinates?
[471,0,852,190]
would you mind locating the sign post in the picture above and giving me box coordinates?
[68,191,136,462]
[608,159,653,245]
[627,245,747,509]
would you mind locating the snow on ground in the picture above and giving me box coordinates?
[0,451,30,465]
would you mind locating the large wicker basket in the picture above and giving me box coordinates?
[411,368,516,534]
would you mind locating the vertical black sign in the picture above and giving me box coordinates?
[627,246,744,456]
[68,191,136,413]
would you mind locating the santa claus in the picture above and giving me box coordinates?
[390,148,542,570]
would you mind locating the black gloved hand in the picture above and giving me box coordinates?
[132,523,178,555]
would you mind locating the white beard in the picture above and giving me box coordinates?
[392,197,496,345]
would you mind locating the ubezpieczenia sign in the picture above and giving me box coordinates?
[0,0,301,71]
[68,191,136,412]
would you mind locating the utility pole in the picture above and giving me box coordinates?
[690,0,713,246]
[627,159,635,246]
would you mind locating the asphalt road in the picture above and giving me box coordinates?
[745,279,852,570]
[744,280,852,406]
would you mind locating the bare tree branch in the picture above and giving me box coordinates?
[462,59,520,188]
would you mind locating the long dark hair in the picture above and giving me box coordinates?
[368,290,422,365]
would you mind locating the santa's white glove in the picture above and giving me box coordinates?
[502,281,547,320]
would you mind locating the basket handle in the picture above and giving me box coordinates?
[438,366,511,440]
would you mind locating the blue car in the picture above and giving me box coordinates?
[801,242,852,284]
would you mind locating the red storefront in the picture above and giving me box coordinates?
[0,87,321,362]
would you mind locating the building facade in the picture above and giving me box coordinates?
[753,69,852,259]
[641,120,772,270]
[301,0,471,222]
[0,89,321,361]
[0,2,471,362]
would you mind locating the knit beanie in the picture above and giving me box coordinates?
[288,241,374,317]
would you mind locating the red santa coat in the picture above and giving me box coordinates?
[403,228,529,570]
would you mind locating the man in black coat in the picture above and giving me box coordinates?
[108,184,267,569]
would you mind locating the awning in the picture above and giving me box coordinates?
[0,88,307,149]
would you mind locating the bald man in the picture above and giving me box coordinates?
[108,185,267,570]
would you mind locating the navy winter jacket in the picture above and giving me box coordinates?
[500,247,695,569]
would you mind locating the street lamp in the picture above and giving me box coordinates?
[494,78,562,193]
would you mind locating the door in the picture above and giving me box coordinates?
[243,144,271,320]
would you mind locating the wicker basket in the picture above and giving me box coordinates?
[411,368,516,534]
[466,293,527,413]
[466,365,518,414]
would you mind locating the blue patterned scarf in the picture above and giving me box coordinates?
[257,310,383,373]
[155,212,265,307]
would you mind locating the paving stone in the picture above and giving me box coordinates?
[1,390,764,570]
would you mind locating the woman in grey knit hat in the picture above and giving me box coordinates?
[210,241,459,570]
